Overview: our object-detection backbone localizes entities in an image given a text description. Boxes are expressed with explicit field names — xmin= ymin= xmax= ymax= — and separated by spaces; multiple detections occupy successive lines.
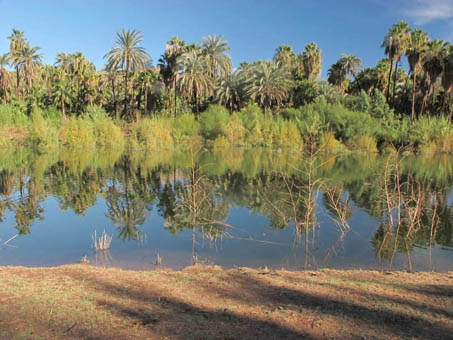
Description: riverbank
xmin=0 ymin=265 xmax=451 ymax=339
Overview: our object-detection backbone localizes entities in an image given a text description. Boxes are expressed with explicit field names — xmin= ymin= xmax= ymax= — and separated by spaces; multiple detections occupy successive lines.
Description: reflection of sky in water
xmin=0 ymin=151 xmax=452 ymax=272
xmin=1 ymin=189 xmax=452 ymax=272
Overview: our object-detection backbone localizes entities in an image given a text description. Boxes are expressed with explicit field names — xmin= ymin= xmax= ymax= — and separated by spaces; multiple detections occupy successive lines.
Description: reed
xmin=92 ymin=230 xmax=112 ymax=251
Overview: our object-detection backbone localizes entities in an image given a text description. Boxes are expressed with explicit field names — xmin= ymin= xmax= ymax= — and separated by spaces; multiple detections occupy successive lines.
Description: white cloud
xmin=402 ymin=0 xmax=453 ymax=24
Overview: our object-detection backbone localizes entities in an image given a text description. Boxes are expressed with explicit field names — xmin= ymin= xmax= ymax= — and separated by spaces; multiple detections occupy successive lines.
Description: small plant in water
xmin=80 ymin=255 xmax=90 ymax=265
xmin=155 ymin=253 xmax=162 ymax=265
xmin=92 ymin=230 xmax=112 ymax=251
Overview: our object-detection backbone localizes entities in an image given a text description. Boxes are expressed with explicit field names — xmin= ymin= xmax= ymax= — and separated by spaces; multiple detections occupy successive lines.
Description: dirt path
xmin=0 ymin=265 xmax=451 ymax=339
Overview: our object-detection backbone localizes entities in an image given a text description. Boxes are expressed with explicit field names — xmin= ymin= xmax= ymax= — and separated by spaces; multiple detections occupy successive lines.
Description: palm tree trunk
xmin=386 ymin=60 xmax=393 ymax=103
xmin=411 ymin=72 xmax=417 ymax=121
xmin=392 ymin=61 xmax=398 ymax=106
xmin=144 ymin=84 xmax=148 ymax=117
xmin=174 ymin=77 xmax=177 ymax=118
xmin=61 ymin=102 xmax=66 ymax=120
xmin=124 ymin=60 xmax=129 ymax=120
xmin=112 ymin=78 xmax=118 ymax=120
xmin=421 ymin=94 xmax=427 ymax=116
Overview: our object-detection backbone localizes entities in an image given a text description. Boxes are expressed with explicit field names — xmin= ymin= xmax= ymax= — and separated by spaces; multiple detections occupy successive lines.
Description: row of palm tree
xmin=326 ymin=25 xmax=452 ymax=119
xmin=0 ymin=24 xmax=451 ymax=122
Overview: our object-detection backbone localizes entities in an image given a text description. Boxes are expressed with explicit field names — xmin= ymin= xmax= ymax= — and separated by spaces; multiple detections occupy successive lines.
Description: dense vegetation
xmin=0 ymin=21 xmax=452 ymax=153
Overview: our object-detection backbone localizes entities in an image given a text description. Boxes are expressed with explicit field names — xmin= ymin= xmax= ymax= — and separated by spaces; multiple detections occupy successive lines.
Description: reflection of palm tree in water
xmin=162 ymin=147 xmax=230 ymax=265
xmin=105 ymin=157 xmax=153 ymax=241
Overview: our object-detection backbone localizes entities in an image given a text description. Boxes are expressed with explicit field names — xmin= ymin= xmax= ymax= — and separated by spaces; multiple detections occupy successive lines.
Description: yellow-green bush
xmin=319 ymin=131 xmax=344 ymax=153
xmin=27 ymin=108 xmax=59 ymax=151
xmin=352 ymin=135 xmax=378 ymax=153
xmin=131 ymin=118 xmax=173 ymax=149
xmin=224 ymin=113 xmax=245 ymax=145
xmin=171 ymin=113 xmax=200 ymax=144
xmin=274 ymin=120 xmax=303 ymax=149
xmin=92 ymin=116 xmax=125 ymax=150
xmin=59 ymin=118 xmax=95 ymax=148
xmin=212 ymin=135 xmax=230 ymax=148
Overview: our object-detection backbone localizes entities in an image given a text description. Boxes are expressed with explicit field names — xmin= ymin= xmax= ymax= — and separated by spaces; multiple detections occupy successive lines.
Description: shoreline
xmin=0 ymin=264 xmax=451 ymax=339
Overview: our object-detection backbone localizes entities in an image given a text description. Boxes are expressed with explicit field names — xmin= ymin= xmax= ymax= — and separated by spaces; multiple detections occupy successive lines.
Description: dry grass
xmin=0 ymin=265 xmax=451 ymax=340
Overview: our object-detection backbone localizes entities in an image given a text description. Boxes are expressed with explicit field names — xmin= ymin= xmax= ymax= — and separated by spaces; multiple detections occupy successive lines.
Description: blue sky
xmin=0 ymin=0 xmax=451 ymax=77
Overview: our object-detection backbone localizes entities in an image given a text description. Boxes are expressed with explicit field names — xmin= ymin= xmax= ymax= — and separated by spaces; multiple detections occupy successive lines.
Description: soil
xmin=0 ymin=265 xmax=451 ymax=339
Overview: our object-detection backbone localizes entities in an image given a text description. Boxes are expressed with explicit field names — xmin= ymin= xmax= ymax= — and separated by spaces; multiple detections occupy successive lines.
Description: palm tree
xmin=104 ymin=29 xmax=150 ymax=119
xmin=16 ymin=44 xmax=43 ymax=94
xmin=177 ymin=51 xmax=213 ymax=115
xmin=245 ymin=61 xmax=295 ymax=114
xmin=273 ymin=45 xmax=296 ymax=70
xmin=301 ymin=42 xmax=322 ymax=81
xmin=382 ymin=21 xmax=411 ymax=104
xmin=199 ymin=35 xmax=232 ymax=79
xmin=158 ymin=36 xmax=187 ymax=116
xmin=55 ymin=52 xmax=71 ymax=72
xmin=327 ymin=60 xmax=347 ymax=92
xmin=0 ymin=53 xmax=12 ymax=102
xmin=353 ymin=67 xmax=378 ymax=94
xmin=7 ymin=29 xmax=26 ymax=97
xmin=421 ymin=39 xmax=449 ymax=114
xmin=138 ymin=68 xmax=159 ymax=116
xmin=406 ymin=29 xmax=430 ymax=120
xmin=216 ymin=70 xmax=245 ymax=112
xmin=52 ymin=73 xmax=71 ymax=119
xmin=440 ymin=46 xmax=453 ymax=114
xmin=341 ymin=54 xmax=362 ymax=82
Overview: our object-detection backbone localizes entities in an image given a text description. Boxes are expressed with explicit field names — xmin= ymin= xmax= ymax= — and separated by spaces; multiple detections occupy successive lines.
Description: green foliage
xmin=59 ymin=118 xmax=95 ymax=149
xmin=319 ymin=131 xmax=344 ymax=153
xmin=273 ymin=118 xmax=303 ymax=149
xmin=411 ymin=116 xmax=453 ymax=153
xmin=41 ymin=106 xmax=61 ymax=125
xmin=92 ymin=115 xmax=125 ymax=150
xmin=26 ymin=106 xmax=58 ymax=151
xmin=236 ymin=102 xmax=264 ymax=132
xmin=82 ymin=105 xmax=108 ymax=120
xmin=199 ymin=105 xmax=229 ymax=139
xmin=131 ymin=118 xmax=173 ymax=149
xmin=0 ymin=103 xmax=29 ymax=126
xmin=171 ymin=113 xmax=200 ymax=143
xmin=224 ymin=113 xmax=245 ymax=145
xmin=279 ymin=107 xmax=301 ymax=120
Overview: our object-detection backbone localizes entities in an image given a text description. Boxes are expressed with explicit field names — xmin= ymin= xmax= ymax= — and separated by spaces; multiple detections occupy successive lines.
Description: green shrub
xmin=319 ymin=131 xmax=344 ymax=153
xmin=92 ymin=116 xmax=125 ymax=149
xmin=132 ymin=118 xmax=173 ymax=149
xmin=236 ymin=103 xmax=264 ymax=132
xmin=273 ymin=119 xmax=303 ymax=149
xmin=59 ymin=118 xmax=95 ymax=148
xmin=280 ymin=108 xmax=301 ymax=121
xmin=224 ymin=113 xmax=245 ymax=145
xmin=27 ymin=107 xmax=58 ymax=151
xmin=199 ymin=105 xmax=230 ymax=139
xmin=42 ymin=106 xmax=61 ymax=123
xmin=82 ymin=105 xmax=108 ymax=120
xmin=412 ymin=116 xmax=453 ymax=153
xmin=0 ymin=103 xmax=28 ymax=126
xmin=171 ymin=113 xmax=200 ymax=143
xmin=351 ymin=135 xmax=378 ymax=153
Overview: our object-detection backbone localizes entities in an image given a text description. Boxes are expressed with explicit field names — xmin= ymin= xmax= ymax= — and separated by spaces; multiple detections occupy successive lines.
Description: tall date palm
xmin=0 ymin=53 xmax=12 ymax=102
xmin=245 ymin=61 xmax=294 ymax=114
xmin=406 ymin=29 xmax=429 ymax=120
xmin=104 ymin=29 xmax=150 ymax=119
xmin=177 ymin=51 xmax=214 ymax=115
xmin=199 ymin=35 xmax=232 ymax=79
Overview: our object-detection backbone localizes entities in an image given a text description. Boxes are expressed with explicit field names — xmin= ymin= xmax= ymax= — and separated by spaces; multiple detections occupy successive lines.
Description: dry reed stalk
xmin=92 ymin=230 xmax=112 ymax=251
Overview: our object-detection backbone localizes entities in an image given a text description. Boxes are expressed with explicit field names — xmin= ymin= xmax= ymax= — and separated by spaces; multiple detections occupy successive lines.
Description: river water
xmin=0 ymin=147 xmax=452 ymax=271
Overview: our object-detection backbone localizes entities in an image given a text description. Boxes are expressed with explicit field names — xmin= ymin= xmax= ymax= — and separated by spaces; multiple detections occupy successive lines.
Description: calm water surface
xmin=0 ymin=147 xmax=452 ymax=271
